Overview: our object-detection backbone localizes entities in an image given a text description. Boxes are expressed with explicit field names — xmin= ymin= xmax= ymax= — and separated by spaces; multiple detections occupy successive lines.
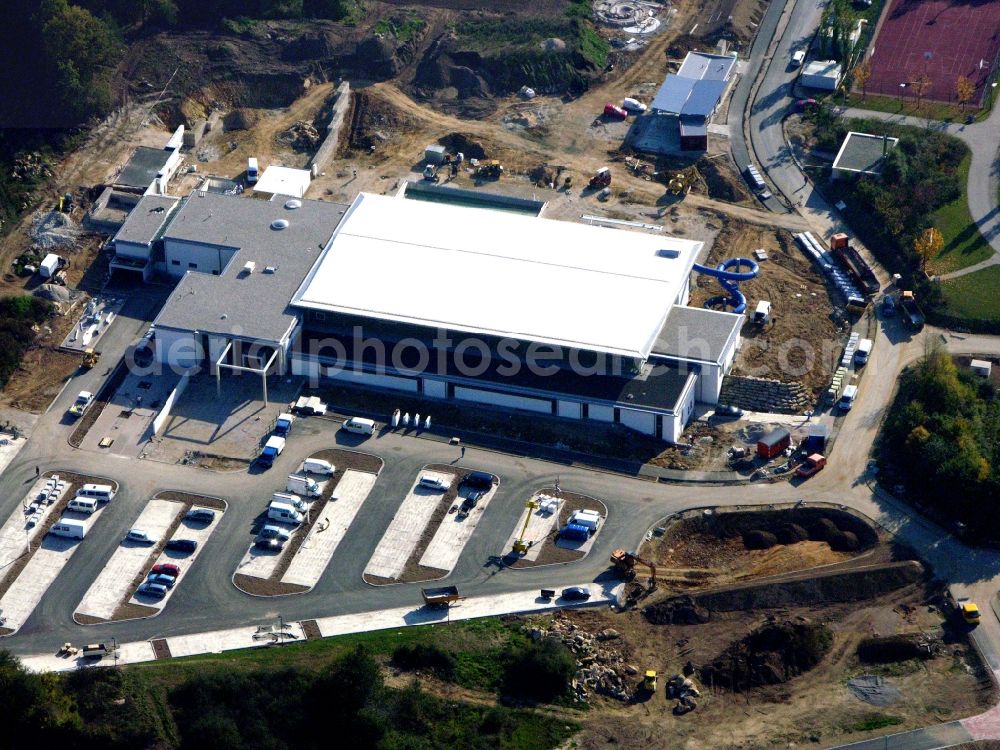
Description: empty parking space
xmin=127 ymin=497 xmax=225 ymax=614
xmin=74 ymin=498 xmax=185 ymax=622
xmin=418 ymin=481 xmax=499 ymax=573
xmin=364 ymin=468 xmax=457 ymax=582
xmin=281 ymin=470 xmax=378 ymax=588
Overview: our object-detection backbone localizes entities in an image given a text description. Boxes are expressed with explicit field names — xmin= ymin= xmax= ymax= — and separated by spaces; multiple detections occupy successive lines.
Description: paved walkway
xmin=835 ymin=105 xmax=1000 ymax=280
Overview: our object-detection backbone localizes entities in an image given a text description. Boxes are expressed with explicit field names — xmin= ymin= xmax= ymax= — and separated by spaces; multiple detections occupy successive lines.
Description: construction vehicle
xmin=667 ymin=172 xmax=691 ymax=195
xmin=421 ymin=586 xmax=464 ymax=608
xmin=422 ymin=164 xmax=440 ymax=182
xmin=642 ymin=670 xmax=658 ymax=693
xmin=512 ymin=500 xmax=539 ymax=554
xmin=899 ymin=290 xmax=925 ymax=331
xmin=589 ymin=167 xmax=612 ymax=190
xmin=475 ymin=160 xmax=504 ymax=180
xmin=611 ymin=549 xmax=657 ymax=583
xmin=958 ymin=598 xmax=981 ymax=626
xmin=81 ymin=347 xmax=100 ymax=369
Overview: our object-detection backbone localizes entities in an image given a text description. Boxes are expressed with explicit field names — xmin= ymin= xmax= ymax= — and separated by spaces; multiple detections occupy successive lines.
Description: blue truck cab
xmin=274 ymin=412 xmax=295 ymax=437
xmin=259 ymin=435 xmax=286 ymax=468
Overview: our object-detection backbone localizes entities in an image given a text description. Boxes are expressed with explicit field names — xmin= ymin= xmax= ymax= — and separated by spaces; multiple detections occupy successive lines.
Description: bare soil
xmin=506 ymin=490 xmax=606 ymax=568
xmin=233 ymin=574 xmax=309 ymax=597
xmin=151 ymin=638 xmax=171 ymax=660
xmin=301 ymin=620 xmax=321 ymax=640
xmin=690 ymin=219 xmax=844 ymax=397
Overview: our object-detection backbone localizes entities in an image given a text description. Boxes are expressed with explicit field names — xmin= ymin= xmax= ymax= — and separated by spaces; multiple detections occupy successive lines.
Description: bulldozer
xmin=81 ymin=348 xmax=100 ymax=370
xmin=475 ymin=160 xmax=504 ymax=180
xmin=667 ymin=171 xmax=692 ymax=196
xmin=588 ymin=167 xmax=611 ymax=189
xmin=642 ymin=670 xmax=658 ymax=693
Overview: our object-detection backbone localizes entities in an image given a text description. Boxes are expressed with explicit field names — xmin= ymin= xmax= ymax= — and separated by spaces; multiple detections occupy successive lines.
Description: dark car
xmin=255 ymin=537 xmax=284 ymax=552
xmin=137 ymin=582 xmax=167 ymax=599
xmin=147 ymin=573 xmax=176 ymax=588
xmin=151 ymin=563 xmax=180 ymax=577
xmin=460 ymin=490 xmax=485 ymax=513
xmin=165 ymin=539 xmax=197 ymax=553
xmin=882 ymin=294 xmax=897 ymax=317
xmin=715 ymin=404 xmax=744 ymax=418
xmin=561 ymin=586 xmax=591 ymax=601
xmin=185 ymin=508 xmax=215 ymax=524
xmin=462 ymin=471 xmax=494 ymax=491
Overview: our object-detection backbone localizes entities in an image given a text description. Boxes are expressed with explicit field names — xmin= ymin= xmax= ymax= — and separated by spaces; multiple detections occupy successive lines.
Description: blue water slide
xmin=692 ymin=257 xmax=760 ymax=314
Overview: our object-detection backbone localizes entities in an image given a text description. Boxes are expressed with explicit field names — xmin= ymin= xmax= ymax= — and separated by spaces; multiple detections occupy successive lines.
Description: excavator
xmin=611 ymin=549 xmax=658 ymax=606
xmin=475 ymin=160 xmax=504 ymax=180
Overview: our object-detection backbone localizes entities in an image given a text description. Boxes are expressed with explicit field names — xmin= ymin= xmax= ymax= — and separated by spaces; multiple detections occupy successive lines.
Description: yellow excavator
xmin=81 ymin=348 xmax=100 ymax=369
xmin=667 ymin=171 xmax=691 ymax=196
xmin=611 ymin=549 xmax=658 ymax=606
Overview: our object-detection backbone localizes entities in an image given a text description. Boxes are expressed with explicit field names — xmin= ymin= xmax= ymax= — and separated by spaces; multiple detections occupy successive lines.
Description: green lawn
xmin=941 ymin=265 xmax=1000 ymax=323
xmin=838 ymin=92 xmax=979 ymax=123
xmin=926 ymin=155 xmax=994 ymax=275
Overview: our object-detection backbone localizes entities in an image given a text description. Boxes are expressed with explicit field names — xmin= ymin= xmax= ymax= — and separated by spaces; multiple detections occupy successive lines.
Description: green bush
xmin=502 ymin=639 xmax=576 ymax=703
xmin=391 ymin=643 xmax=457 ymax=679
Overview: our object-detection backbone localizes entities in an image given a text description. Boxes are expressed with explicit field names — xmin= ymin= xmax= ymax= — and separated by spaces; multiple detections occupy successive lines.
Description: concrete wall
xmin=619 ymin=408 xmax=656 ymax=435
xmin=114 ymin=240 xmax=150 ymax=260
xmin=309 ymin=82 xmax=351 ymax=172
xmin=152 ymin=372 xmax=191 ymax=436
xmin=454 ymin=386 xmax=552 ymax=414
xmin=291 ymin=354 xmax=320 ymax=379
xmin=423 ymin=378 xmax=447 ymax=398
xmin=163 ymin=238 xmax=238 ymax=277
xmin=698 ymin=363 xmax=722 ymax=404
xmin=556 ymin=399 xmax=582 ymax=419
xmin=208 ymin=335 xmax=229 ymax=365
xmin=588 ymin=403 xmax=615 ymax=422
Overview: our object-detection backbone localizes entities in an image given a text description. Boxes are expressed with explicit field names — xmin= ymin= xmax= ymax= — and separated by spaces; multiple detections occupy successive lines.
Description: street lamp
xmin=898 ymin=82 xmax=907 ymax=107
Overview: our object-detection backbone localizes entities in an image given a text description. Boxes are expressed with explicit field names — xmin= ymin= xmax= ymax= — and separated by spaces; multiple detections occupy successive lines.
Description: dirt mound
xmin=700 ymin=621 xmax=831 ymax=691
xmin=776 ymin=523 xmax=808 ymax=544
xmin=30 ymin=211 xmax=79 ymax=250
xmin=858 ymin=635 xmax=937 ymax=664
xmin=829 ymin=530 xmax=860 ymax=552
xmin=224 ymin=108 xmax=259 ymax=131
xmin=343 ymin=90 xmax=419 ymax=154
xmin=697 ymin=157 xmax=750 ymax=203
xmin=743 ymin=530 xmax=778 ymax=550
xmin=438 ymin=133 xmax=488 ymax=160
xmin=644 ymin=595 xmax=711 ymax=625
xmin=281 ymin=31 xmax=336 ymax=62
xmin=695 ymin=508 xmax=879 ymax=551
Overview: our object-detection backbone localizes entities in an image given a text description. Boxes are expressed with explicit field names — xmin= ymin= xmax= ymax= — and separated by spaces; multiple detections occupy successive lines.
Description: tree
xmin=956 ymin=75 xmax=976 ymax=110
xmin=913 ymin=227 xmax=943 ymax=271
xmin=911 ymin=74 xmax=932 ymax=112
xmin=854 ymin=59 xmax=872 ymax=100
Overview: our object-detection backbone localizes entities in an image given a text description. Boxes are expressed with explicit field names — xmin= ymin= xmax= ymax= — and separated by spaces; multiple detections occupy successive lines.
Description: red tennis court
xmin=867 ymin=0 xmax=1000 ymax=104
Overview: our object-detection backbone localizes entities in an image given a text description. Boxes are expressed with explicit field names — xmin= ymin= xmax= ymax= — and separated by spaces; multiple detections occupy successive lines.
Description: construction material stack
xmin=830 ymin=233 xmax=879 ymax=297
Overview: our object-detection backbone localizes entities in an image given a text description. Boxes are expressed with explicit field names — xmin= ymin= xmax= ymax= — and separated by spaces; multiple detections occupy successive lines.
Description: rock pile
xmin=279 ymin=120 xmax=321 ymax=151
xmin=718 ymin=375 xmax=813 ymax=414
xmin=537 ymin=617 xmax=636 ymax=703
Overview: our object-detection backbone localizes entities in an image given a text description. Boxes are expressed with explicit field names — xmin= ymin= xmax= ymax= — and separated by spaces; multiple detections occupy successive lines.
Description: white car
xmin=68 ymin=391 xmax=94 ymax=418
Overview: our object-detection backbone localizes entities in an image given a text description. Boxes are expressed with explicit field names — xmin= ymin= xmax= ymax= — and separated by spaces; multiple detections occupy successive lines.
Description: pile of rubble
xmin=279 ymin=120 xmax=322 ymax=151
xmin=11 ymin=152 xmax=52 ymax=181
xmin=537 ymin=616 xmax=636 ymax=702
xmin=30 ymin=211 xmax=79 ymax=250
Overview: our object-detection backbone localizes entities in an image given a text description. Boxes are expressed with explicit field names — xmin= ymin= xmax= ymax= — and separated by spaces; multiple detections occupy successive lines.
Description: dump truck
xmin=589 ymin=167 xmax=612 ymax=189
xmin=421 ymin=586 xmax=464 ymax=608
xmin=830 ymin=233 xmax=879 ymax=296
xmin=899 ymin=290 xmax=925 ymax=331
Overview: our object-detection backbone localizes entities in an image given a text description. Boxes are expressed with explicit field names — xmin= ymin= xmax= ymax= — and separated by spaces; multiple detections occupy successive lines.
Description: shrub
xmin=392 ymin=643 xmax=457 ymax=679
xmin=808 ymin=518 xmax=840 ymax=542
xmin=743 ymin=529 xmax=778 ymax=550
xmin=828 ymin=530 xmax=860 ymax=551
xmin=501 ymin=639 xmax=576 ymax=703
xmin=775 ymin=523 xmax=808 ymax=544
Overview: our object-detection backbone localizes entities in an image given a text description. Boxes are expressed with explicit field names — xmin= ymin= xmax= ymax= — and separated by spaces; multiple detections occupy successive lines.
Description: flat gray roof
xmin=117 ymin=147 xmax=171 ymax=189
xmin=113 ymin=195 xmax=179 ymax=246
xmin=677 ymin=51 xmax=737 ymax=82
xmin=832 ymin=131 xmax=899 ymax=174
xmin=652 ymin=305 xmax=743 ymax=364
xmin=155 ymin=193 xmax=349 ymax=342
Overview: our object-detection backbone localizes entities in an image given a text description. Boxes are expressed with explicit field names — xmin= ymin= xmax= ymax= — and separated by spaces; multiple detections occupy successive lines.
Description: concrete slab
xmin=59 ymin=295 xmax=127 ymax=353
xmin=501 ymin=493 xmax=563 ymax=562
xmin=419 ymin=484 xmax=499 ymax=572
xmin=235 ymin=519 xmax=303 ymax=580
xmin=167 ymin=621 xmax=306 ymax=658
xmin=282 ymin=470 xmax=378 ymax=587
xmin=0 ymin=476 xmax=69 ymax=573
xmin=0 ymin=434 xmax=29 ymax=481
xmin=79 ymin=370 xmax=180 ymax=457
xmin=75 ymin=499 xmax=184 ymax=620
xmin=21 ymin=640 xmax=157 ymax=673
xmin=146 ymin=374 xmax=302 ymax=462
xmin=128 ymin=505 xmax=223 ymax=611
xmin=364 ymin=470 xmax=455 ymax=580
xmin=0 ymin=504 xmax=108 ymax=633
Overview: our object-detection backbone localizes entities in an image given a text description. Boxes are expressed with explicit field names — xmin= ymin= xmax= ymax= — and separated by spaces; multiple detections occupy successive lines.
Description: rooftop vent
xmin=263 ymin=266 xmax=276 ymax=274
xmin=657 ymin=248 xmax=680 ymax=258
xmin=242 ymin=261 xmax=256 ymax=274
xmin=284 ymin=199 xmax=302 ymax=210
xmin=270 ymin=218 xmax=290 ymax=230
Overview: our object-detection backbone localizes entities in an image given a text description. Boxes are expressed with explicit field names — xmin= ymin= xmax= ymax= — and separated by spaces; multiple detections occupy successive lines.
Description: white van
xmin=247 ymin=157 xmax=259 ymax=184
xmin=67 ymin=497 xmax=98 ymax=515
xmin=839 ymin=384 xmax=859 ymax=411
xmin=287 ymin=474 xmax=321 ymax=497
xmin=854 ymin=338 xmax=873 ymax=366
xmin=419 ymin=475 xmax=450 ymax=491
xmin=76 ymin=484 xmax=115 ymax=502
xmin=342 ymin=417 xmax=376 ymax=435
xmin=303 ymin=458 xmax=335 ymax=476
xmin=272 ymin=492 xmax=307 ymax=513
xmin=51 ymin=518 xmax=86 ymax=539
xmin=267 ymin=502 xmax=303 ymax=525
xmin=791 ymin=49 xmax=806 ymax=67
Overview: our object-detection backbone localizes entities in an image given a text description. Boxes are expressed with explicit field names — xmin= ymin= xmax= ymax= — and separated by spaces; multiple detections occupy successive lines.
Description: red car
xmin=604 ymin=103 xmax=628 ymax=119
xmin=151 ymin=563 xmax=181 ymax=577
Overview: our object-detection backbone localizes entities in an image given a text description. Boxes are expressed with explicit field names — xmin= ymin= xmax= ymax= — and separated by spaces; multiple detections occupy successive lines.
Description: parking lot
xmin=74 ymin=497 xmax=185 ymax=622
xmin=418 ymin=478 xmax=499 ymax=575
xmin=364 ymin=467 xmax=459 ymax=584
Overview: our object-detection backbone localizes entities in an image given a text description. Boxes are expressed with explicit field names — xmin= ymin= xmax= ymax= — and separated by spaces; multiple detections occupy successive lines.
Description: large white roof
xmin=253 ymin=166 xmax=312 ymax=198
xmin=292 ymin=193 xmax=702 ymax=358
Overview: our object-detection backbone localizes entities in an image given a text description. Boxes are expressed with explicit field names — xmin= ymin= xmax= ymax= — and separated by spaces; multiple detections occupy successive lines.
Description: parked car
xmin=124 ymin=529 xmax=154 ymax=545
xmin=461 ymin=471 xmax=494 ymax=491
xmin=185 ymin=508 xmax=215 ymax=524
xmin=882 ymin=294 xmax=897 ymax=317
xmin=795 ymin=453 xmax=827 ymax=479
xmin=147 ymin=573 xmax=176 ymax=588
xmin=561 ymin=586 xmax=592 ymax=602
xmin=151 ymin=563 xmax=180 ymax=577
xmin=419 ymin=475 xmax=449 ymax=491
xmin=165 ymin=539 xmax=197 ymax=553
xmin=255 ymin=537 xmax=284 ymax=552
xmin=138 ymin=582 xmax=168 ymax=599
xmin=460 ymin=490 xmax=485 ymax=513
xmin=795 ymin=98 xmax=818 ymax=110
xmin=68 ymin=391 xmax=94 ymax=418
xmin=715 ymin=404 xmax=744 ymax=418
xmin=603 ymin=103 xmax=628 ymax=119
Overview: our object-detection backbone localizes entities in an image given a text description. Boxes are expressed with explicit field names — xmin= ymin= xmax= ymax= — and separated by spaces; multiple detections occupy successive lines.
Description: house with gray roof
xmin=648 ymin=51 xmax=738 ymax=151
